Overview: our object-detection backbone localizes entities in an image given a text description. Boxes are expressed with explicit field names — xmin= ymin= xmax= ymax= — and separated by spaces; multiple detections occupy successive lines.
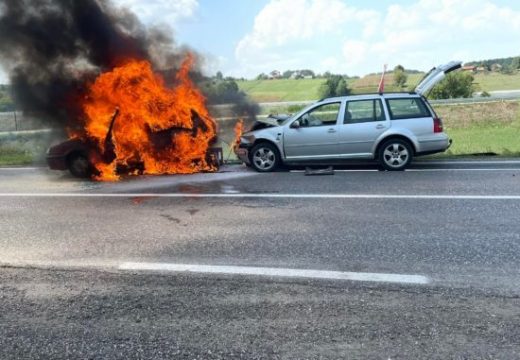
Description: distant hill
xmin=366 ymin=69 xmax=423 ymax=76
xmin=465 ymin=55 xmax=520 ymax=68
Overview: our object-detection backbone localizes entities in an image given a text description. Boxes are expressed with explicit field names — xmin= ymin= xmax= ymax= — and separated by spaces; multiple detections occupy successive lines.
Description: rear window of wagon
xmin=386 ymin=98 xmax=432 ymax=120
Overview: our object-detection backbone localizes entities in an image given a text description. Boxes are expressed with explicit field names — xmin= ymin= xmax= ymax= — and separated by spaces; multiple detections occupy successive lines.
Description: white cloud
xmin=113 ymin=0 xmax=198 ymax=26
xmin=200 ymin=54 xmax=228 ymax=77
xmin=345 ymin=0 xmax=520 ymax=72
xmin=235 ymin=0 xmax=378 ymax=74
xmin=342 ymin=40 xmax=368 ymax=67
xmin=237 ymin=0 xmax=350 ymax=50
xmin=235 ymin=0 xmax=520 ymax=77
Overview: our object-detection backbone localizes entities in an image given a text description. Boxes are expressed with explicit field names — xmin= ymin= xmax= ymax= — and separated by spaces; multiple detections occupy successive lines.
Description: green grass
xmin=237 ymin=78 xmax=329 ymax=102
xmin=238 ymin=72 xmax=520 ymax=103
xmin=443 ymin=126 xmax=520 ymax=156
xmin=473 ymin=72 xmax=520 ymax=91
xmin=350 ymin=73 xmax=423 ymax=94
xmin=0 ymin=146 xmax=33 ymax=166
xmin=237 ymin=75 xmax=425 ymax=103
xmin=433 ymin=101 xmax=520 ymax=156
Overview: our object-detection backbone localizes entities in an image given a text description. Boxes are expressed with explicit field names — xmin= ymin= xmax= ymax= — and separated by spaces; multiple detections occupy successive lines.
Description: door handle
xmin=328 ymin=128 xmax=336 ymax=133
xmin=376 ymin=124 xmax=385 ymax=129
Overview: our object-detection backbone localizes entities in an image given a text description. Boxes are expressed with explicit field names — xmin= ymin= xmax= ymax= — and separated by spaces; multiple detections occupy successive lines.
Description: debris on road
xmin=304 ymin=166 xmax=335 ymax=176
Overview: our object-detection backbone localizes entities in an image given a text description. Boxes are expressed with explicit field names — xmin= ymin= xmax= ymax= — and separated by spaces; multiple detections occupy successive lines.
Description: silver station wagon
xmin=236 ymin=61 xmax=461 ymax=172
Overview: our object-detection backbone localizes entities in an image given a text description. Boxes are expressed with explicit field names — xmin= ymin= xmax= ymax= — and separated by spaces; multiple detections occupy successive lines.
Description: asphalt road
xmin=1 ymin=159 xmax=520 ymax=358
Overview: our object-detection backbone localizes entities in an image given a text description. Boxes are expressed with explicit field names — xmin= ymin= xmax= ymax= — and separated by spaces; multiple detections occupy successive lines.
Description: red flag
xmin=378 ymin=64 xmax=387 ymax=93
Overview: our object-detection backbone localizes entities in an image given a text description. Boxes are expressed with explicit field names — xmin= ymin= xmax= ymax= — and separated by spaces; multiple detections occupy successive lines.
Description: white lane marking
xmin=119 ymin=262 xmax=430 ymax=285
xmin=407 ymin=168 xmax=520 ymax=172
xmin=290 ymin=170 xmax=379 ymax=173
xmin=415 ymin=160 xmax=520 ymax=165
xmin=1 ymin=260 xmax=430 ymax=285
xmin=290 ymin=168 xmax=520 ymax=173
xmin=1 ymin=193 xmax=520 ymax=200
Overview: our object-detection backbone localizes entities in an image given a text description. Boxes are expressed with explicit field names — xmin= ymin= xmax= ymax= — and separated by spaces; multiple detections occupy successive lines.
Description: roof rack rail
xmin=318 ymin=91 xmax=418 ymax=101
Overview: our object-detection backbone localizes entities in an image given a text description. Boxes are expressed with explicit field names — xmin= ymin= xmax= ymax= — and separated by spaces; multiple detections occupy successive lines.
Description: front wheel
xmin=378 ymin=139 xmax=413 ymax=171
xmin=249 ymin=143 xmax=281 ymax=172
xmin=68 ymin=153 xmax=92 ymax=178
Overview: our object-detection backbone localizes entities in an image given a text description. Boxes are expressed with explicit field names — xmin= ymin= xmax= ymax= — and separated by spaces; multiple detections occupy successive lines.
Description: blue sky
xmin=1 ymin=0 xmax=520 ymax=82
xmin=136 ymin=0 xmax=520 ymax=78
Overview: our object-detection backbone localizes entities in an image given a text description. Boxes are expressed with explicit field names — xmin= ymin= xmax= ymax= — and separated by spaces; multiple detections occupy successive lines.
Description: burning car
xmin=47 ymin=107 xmax=221 ymax=178
xmin=46 ymin=57 xmax=221 ymax=180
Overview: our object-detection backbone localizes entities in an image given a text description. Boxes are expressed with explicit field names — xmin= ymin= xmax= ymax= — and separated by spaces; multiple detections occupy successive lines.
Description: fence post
xmin=13 ymin=109 xmax=18 ymax=131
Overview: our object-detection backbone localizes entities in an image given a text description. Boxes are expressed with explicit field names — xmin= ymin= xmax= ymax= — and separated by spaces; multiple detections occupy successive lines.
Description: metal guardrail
xmin=253 ymin=94 xmax=520 ymax=109
xmin=2 ymin=94 xmax=520 ymax=130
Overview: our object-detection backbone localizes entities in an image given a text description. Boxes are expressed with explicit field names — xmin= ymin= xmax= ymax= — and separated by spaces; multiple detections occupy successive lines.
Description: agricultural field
xmin=434 ymin=100 xmax=520 ymax=156
xmin=236 ymin=78 xmax=348 ymax=102
xmin=238 ymin=72 xmax=520 ymax=103
xmin=473 ymin=72 xmax=520 ymax=91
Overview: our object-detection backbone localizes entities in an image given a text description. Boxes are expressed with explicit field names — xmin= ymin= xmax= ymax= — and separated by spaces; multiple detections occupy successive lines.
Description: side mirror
xmin=291 ymin=120 xmax=300 ymax=129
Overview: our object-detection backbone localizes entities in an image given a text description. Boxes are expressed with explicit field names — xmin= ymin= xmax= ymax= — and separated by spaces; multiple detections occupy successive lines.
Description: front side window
xmin=297 ymin=102 xmax=341 ymax=128
xmin=386 ymin=98 xmax=431 ymax=120
xmin=344 ymin=99 xmax=384 ymax=124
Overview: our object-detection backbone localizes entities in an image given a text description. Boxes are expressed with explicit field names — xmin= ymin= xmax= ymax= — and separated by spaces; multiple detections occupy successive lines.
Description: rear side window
xmin=386 ymin=98 xmax=431 ymax=120
xmin=344 ymin=99 xmax=385 ymax=124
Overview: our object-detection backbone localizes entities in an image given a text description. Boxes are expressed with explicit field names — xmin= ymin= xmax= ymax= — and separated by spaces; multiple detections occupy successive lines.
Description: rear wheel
xmin=378 ymin=139 xmax=413 ymax=171
xmin=249 ymin=143 xmax=280 ymax=172
xmin=67 ymin=153 xmax=91 ymax=178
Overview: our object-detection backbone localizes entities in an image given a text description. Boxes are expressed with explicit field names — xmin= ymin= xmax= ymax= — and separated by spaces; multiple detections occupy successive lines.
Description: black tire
xmin=67 ymin=153 xmax=92 ymax=178
xmin=378 ymin=139 xmax=413 ymax=171
xmin=249 ymin=142 xmax=281 ymax=172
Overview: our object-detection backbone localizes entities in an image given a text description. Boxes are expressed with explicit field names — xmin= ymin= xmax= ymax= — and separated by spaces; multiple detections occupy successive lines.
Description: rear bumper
xmin=416 ymin=135 xmax=451 ymax=156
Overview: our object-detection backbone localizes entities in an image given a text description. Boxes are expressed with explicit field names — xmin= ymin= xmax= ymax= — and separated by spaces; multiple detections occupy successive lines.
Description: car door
xmin=415 ymin=61 xmax=462 ymax=96
xmin=337 ymin=98 xmax=389 ymax=156
xmin=283 ymin=101 xmax=342 ymax=159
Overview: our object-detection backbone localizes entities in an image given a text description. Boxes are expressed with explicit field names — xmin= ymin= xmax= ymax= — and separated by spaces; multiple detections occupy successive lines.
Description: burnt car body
xmin=46 ymin=138 xmax=94 ymax=178
xmin=47 ymin=109 xmax=222 ymax=178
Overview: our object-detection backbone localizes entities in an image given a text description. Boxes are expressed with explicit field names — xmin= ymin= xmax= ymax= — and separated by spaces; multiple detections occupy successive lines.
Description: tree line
xmin=465 ymin=56 xmax=520 ymax=74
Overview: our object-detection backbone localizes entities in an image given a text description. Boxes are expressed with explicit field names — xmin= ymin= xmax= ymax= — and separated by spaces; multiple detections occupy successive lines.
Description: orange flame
xmin=79 ymin=54 xmax=217 ymax=181
xmin=232 ymin=119 xmax=244 ymax=152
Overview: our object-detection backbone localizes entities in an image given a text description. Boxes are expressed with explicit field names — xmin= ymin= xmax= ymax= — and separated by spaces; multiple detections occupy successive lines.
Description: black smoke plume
xmin=0 ymin=0 xmax=258 ymax=127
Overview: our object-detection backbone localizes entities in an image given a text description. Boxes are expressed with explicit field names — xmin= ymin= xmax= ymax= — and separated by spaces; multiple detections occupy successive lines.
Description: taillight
xmin=433 ymin=117 xmax=443 ymax=133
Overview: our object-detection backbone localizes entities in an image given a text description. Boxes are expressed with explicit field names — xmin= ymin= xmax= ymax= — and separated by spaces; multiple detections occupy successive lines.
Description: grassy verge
xmin=0 ymin=146 xmax=33 ymax=166
xmin=0 ymin=129 xmax=60 ymax=166
xmin=434 ymin=101 xmax=520 ymax=156
xmin=443 ymin=127 xmax=520 ymax=156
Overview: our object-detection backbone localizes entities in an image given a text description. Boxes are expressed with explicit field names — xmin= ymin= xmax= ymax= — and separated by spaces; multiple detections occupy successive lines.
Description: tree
xmin=215 ymin=71 xmax=223 ymax=80
xmin=335 ymin=78 xmax=349 ymax=96
xmin=429 ymin=72 xmax=475 ymax=99
xmin=300 ymin=69 xmax=315 ymax=78
xmin=319 ymin=75 xmax=351 ymax=98
xmin=282 ymin=70 xmax=294 ymax=79
xmin=393 ymin=65 xmax=408 ymax=89
xmin=256 ymin=73 xmax=268 ymax=80
xmin=511 ymin=57 xmax=520 ymax=71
